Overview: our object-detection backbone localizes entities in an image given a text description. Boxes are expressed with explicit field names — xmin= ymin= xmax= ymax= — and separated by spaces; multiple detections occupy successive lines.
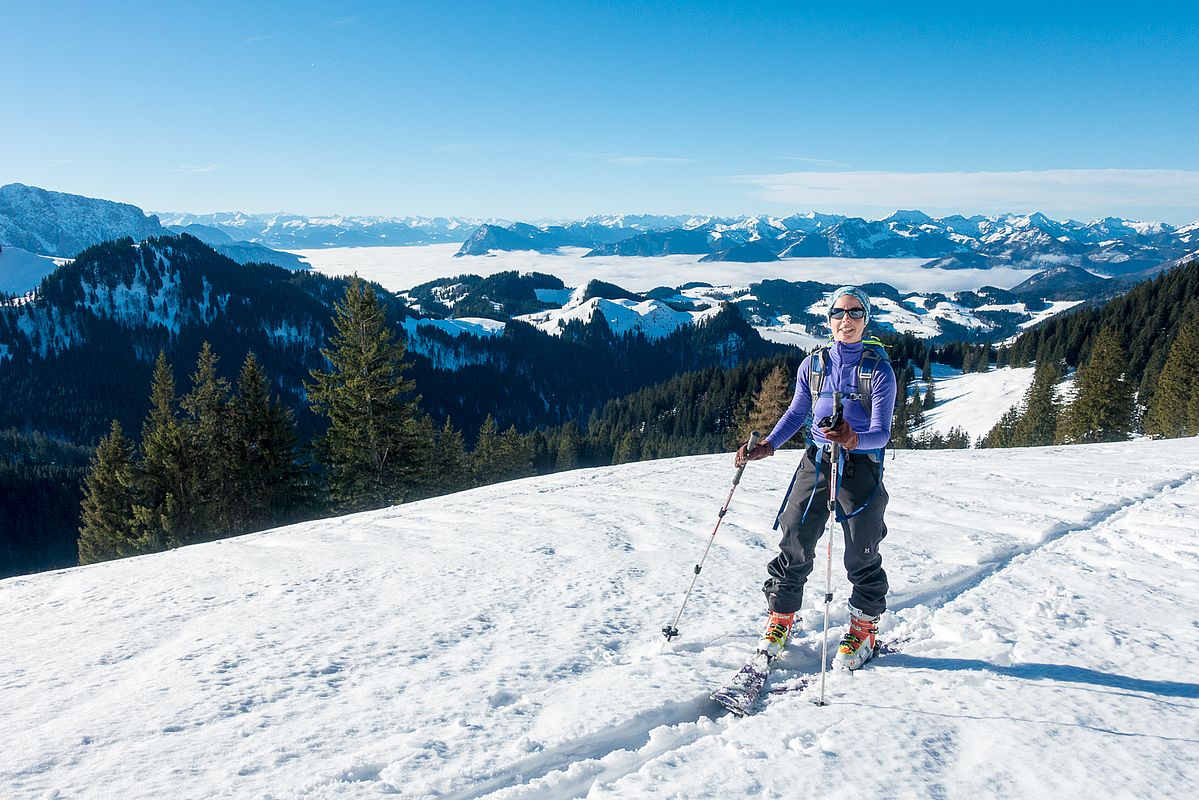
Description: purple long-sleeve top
xmin=765 ymin=341 xmax=897 ymax=452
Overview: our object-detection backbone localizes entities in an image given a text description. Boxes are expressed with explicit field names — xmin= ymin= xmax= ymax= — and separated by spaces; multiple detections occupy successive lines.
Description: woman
xmin=735 ymin=286 xmax=897 ymax=670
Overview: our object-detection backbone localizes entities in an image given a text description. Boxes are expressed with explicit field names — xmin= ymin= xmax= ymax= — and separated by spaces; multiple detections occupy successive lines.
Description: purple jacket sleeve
xmin=765 ymin=357 xmax=813 ymax=448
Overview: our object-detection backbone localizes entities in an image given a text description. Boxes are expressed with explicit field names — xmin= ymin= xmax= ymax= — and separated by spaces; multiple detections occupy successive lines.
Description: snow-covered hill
xmin=918 ymin=366 xmax=1037 ymax=442
xmin=3 ymin=440 xmax=1198 ymax=798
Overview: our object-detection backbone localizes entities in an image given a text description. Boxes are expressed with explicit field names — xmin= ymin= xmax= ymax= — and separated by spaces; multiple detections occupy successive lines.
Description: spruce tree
xmin=555 ymin=420 xmax=582 ymax=471
xmin=78 ymin=420 xmax=140 ymax=564
xmin=180 ymin=342 xmax=233 ymax=536
xmin=1144 ymin=312 xmax=1199 ymax=438
xmin=1010 ymin=360 xmax=1061 ymax=447
xmin=890 ymin=369 xmax=912 ymax=448
xmin=429 ymin=417 xmax=470 ymax=494
xmin=746 ymin=365 xmax=794 ymax=445
xmin=133 ymin=352 xmax=199 ymax=551
xmin=1056 ymin=329 xmax=1135 ymax=444
xmin=614 ymin=430 xmax=641 ymax=464
xmin=498 ymin=425 xmax=534 ymax=481
xmin=980 ymin=406 xmax=1021 ymax=448
xmin=472 ymin=414 xmax=500 ymax=486
xmin=923 ymin=380 xmax=936 ymax=410
xmin=307 ymin=279 xmax=422 ymax=511
xmin=229 ymin=352 xmax=306 ymax=529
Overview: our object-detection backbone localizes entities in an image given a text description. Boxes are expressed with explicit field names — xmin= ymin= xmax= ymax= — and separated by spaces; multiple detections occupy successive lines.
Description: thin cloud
xmin=607 ymin=155 xmax=696 ymax=166
xmin=242 ymin=34 xmax=278 ymax=44
xmin=172 ymin=164 xmax=222 ymax=175
xmin=732 ymin=169 xmax=1199 ymax=218
xmin=328 ymin=17 xmax=357 ymax=28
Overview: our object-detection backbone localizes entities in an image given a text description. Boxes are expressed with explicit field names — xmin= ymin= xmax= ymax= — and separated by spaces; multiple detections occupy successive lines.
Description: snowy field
xmin=291 ymin=244 xmax=1035 ymax=295
xmin=3 ymin=438 xmax=1198 ymax=798
xmin=919 ymin=366 xmax=1037 ymax=443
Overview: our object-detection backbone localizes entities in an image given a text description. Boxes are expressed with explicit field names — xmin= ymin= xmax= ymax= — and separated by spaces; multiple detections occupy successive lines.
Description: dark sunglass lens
xmin=829 ymin=308 xmax=866 ymax=320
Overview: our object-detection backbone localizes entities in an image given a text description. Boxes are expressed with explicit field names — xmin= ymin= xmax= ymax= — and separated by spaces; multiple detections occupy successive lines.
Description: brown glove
xmin=821 ymin=419 xmax=859 ymax=451
xmin=735 ymin=439 xmax=774 ymax=468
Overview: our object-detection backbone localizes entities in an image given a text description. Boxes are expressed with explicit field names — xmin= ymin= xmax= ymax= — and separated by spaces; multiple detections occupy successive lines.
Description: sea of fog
xmin=288 ymin=244 xmax=1036 ymax=295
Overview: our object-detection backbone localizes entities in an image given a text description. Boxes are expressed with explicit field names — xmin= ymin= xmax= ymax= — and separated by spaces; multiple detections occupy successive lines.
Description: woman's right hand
xmin=735 ymin=439 xmax=774 ymax=468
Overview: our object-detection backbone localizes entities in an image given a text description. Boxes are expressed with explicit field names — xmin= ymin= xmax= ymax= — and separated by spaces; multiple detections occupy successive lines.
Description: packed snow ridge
xmin=3 ymin=438 xmax=1198 ymax=798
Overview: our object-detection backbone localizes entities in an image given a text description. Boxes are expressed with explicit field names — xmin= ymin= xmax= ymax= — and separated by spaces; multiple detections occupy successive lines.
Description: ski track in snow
xmin=447 ymin=465 xmax=1199 ymax=799
xmin=2 ymin=440 xmax=1199 ymax=798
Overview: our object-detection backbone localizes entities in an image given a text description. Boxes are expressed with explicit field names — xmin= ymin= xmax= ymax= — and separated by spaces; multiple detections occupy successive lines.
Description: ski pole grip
xmin=733 ymin=430 xmax=760 ymax=483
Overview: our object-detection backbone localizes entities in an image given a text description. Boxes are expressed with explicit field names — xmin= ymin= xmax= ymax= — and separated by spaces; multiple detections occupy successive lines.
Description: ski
xmin=712 ymin=635 xmax=908 ymax=715
xmin=709 ymin=651 xmax=772 ymax=716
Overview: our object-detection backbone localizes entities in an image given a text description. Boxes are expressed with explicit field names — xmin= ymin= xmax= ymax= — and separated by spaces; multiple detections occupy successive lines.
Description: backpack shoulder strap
xmin=855 ymin=338 xmax=889 ymax=417
xmin=808 ymin=345 xmax=830 ymax=408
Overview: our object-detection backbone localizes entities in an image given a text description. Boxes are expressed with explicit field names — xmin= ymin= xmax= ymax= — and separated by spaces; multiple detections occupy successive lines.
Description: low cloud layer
xmin=733 ymin=169 xmax=1199 ymax=222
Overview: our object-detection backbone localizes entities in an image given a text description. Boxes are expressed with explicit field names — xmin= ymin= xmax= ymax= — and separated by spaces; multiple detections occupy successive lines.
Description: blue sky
xmin=3 ymin=1 xmax=1197 ymax=223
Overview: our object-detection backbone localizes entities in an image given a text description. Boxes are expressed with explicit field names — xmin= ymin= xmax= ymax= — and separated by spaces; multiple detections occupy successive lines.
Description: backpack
xmin=807 ymin=336 xmax=889 ymax=422
xmin=773 ymin=337 xmax=892 ymax=530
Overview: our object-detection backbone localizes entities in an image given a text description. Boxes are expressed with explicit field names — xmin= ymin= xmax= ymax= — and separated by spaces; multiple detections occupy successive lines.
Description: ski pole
xmin=662 ymin=430 xmax=761 ymax=642
xmin=815 ymin=391 xmax=843 ymax=707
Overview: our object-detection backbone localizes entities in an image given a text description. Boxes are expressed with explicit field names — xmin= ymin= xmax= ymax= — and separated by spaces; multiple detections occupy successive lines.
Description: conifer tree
xmin=1010 ymin=360 xmax=1061 ymax=447
xmin=472 ymin=414 xmax=500 ymax=486
xmin=307 ymin=279 xmax=422 ymax=511
xmin=906 ymin=392 xmax=925 ymax=430
xmin=614 ymin=430 xmax=641 ymax=464
xmin=555 ymin=420 xmax=582 ymax=471
xmin=980 ymin=406 xmax=1021 ymax=448
xmin=746 ymin=365 xmax=793 ymax=444
xmin=133 ymin=352 xmax=199 ymax=550
xmin=944 ymin=426 xmax=971 ymax=448
xmin=890 ymin=369 xmax=911 ymax=448
xmin=498 ymin=425 xmax=534 ymax=481
xmin=1056 ymin=329 xmax=1135 ymax=444
xmin=229 ymin=352 xmax=306 ymax=528
xmin=430 ymin=417 xmax=470 ymax=494
xmin=180 ymin=342 xmax=233 ymax=536
xmin=78 ymin=420 xmax=140 ymax=564
xmin=1144 ymin=312 xmax=1199 ymax=438
xmin=922 ymin=380 xmax=936 ymax=410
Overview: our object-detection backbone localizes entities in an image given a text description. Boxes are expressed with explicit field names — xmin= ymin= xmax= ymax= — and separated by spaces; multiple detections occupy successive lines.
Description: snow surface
xmin=919 ymin=366 xmax=1037 ymax=442
xmin=3 ymin=440 xmax=1199 ymax=798
xmin=291 ymin=245 xmax=1035 ymax=295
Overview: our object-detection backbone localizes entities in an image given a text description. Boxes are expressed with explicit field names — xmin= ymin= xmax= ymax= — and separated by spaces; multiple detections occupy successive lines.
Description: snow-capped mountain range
xmin=459 ymin=210 xmax=1199 ymax=277
xmin=157 ymin=211 xmax=489 ymax=249
xmin=3 ymin=437 xmax=1196 ymax=797
xmin=0 ymin=184 xmax=304 ymax=271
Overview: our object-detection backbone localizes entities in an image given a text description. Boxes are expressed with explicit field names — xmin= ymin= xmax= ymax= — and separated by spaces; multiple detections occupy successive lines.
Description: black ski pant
xmin=763 ymin=445 xmax=889 ymax=616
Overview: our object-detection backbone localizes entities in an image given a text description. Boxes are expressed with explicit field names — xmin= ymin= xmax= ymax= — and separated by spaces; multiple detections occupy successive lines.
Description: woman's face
xmin=830 ymin=295 xmax=867 ymax=344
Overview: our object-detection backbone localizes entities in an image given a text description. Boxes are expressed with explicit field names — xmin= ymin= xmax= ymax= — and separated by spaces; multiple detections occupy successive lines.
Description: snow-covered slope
xmin=919 ymin=366 xmax=1037 ymax=442
xmin=517 ymin=288 xmax=725 ymax=340
xmin=3 ymin=440 xmax=1198 ymax=798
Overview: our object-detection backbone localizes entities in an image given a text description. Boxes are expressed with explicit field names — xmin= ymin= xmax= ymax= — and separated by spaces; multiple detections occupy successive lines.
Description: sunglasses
xmin=829 ymin=307 xmax=867 ymax=320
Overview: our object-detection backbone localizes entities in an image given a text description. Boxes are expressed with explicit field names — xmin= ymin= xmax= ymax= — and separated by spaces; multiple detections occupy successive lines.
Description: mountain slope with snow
xmin=3 ymin=439 xmax=1197 ymax=798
